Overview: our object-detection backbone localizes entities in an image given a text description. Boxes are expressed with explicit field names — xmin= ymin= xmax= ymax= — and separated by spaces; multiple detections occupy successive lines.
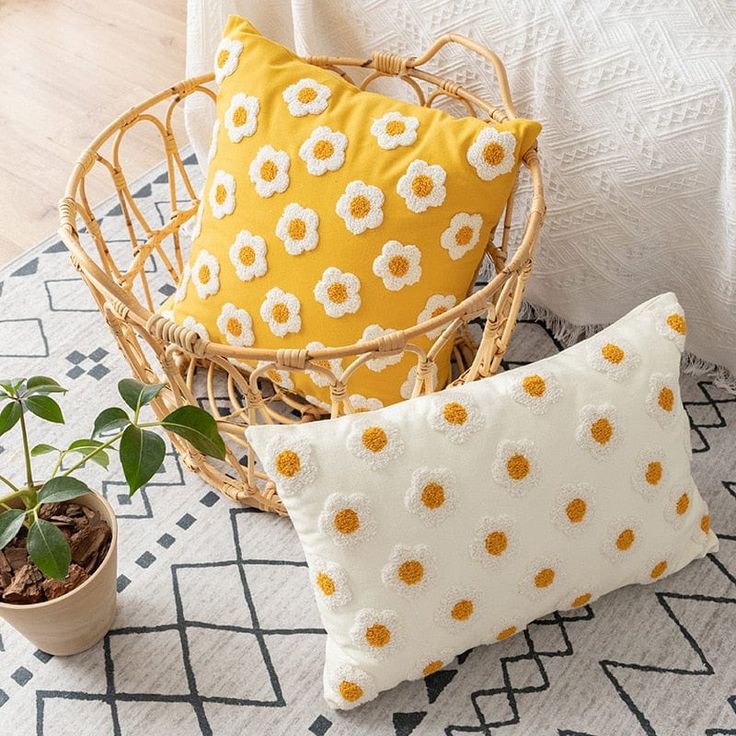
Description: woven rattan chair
xmin=59 ymin=34 xmax=545 ymax=515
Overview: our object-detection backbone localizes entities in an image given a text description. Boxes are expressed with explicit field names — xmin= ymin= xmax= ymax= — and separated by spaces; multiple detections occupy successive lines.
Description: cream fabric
xmin=185 ymin=0 xmax=736 ymax=382
xmin=246 ymin=292 xmax=718 ymax=710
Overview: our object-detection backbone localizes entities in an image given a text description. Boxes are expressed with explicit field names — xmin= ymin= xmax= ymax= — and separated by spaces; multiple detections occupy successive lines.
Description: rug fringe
xmin=519 ymin=301 xmax=736 ymax=394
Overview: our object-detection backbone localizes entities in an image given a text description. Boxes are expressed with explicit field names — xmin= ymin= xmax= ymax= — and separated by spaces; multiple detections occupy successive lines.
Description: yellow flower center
xmin=339 ymin=680 xmax=363 ymax=702
xmin=658 ymin=386 xmax=675 ymax=412
xmin=701 ymin=514 xmax=711 ymax=534
xmin=650 ymin=560 xmax=668 ymax=579
xmin=232 ymin=106 xmax=247 ymax=126
xmin=275 ymin=449 xmax=300 ymax=478
xmin=386 ymin=119 xmax=406 ymax=136
xmin=451 ymin=599 xmax=473 ymax=621
xmin=388 ymin=255 xmax=410 ymax=277
xmin=442 ymin=402 xmax=467 ymax=425
xmin=676 ymin=492 xmax=690 ymax=515
xmin=616 ymin=528 xmax=635 ymax=551
xmin=566 ymin=498 xmax=587 ymax=523
xmin=455 ymin=225 xmax=474 ymax=246
xmin=365 ymin=624 xmax=391 ymax=648
xmin=398 ymin=559 xmax=424 ymax=585
xmin=287 ymin=218 xmax=306 ymax=240
xmin=431 ymin=306 xmax=447 ymax=319
xmin=484 ymin=530 xmax=508 ymax=556
xmin=522 ymin=374 xmax=546 ymax=397
xmin=645 ymin=461 xmax=663 ymax=485
xmin=238 ymin=245 xmax=255 ymax=266
xmin=217 ymin=49 xmax=230 ymax=68
xmin=267 ymin=369 xmax=282 ymax=384
xmin=327 ymin=282 xmax=348 ymax=304
xmin=667 ymin=313 xmax=687 ymax=335
xmin=198 ymin=264 xmax=210 ymax=284
xmin=214 ymin=184 xmax=227 ymax=204
xmin=411 ymin=174 xmax=434 ymax=197
xmin=482 ymin=141 xmax=505 ymax=166
xmin=496 ymin=626 xmax=517 ymax=641
xmin=506 ymin=453 xmax=530 ymax=481
xmin=271 ymin=303 xmax=290 ymax=324
xmin=422 ymin=660 xmax=443 ymax=676
xmin=316 ymin=571 xmax=335 ymax=596
xmin=313 ymin=139 xmax=334 ymax=160
xmin=590 ymin=418 xmax=613 ymax=444
xmin=534 ymin=567 xmax=555 ymax=588
xmin=572 ymin=593 xmax=592 ymax=608
xmin=421 ymin=482 xmax=445 ymax=509
xmin=260 ymin=160 xmax=278 ymax=182
xmin=601 ymin=343 xmax=625 ymax=364
xmin=334 ymin=508 xmax=360 ymax=535
xmin=361 ymin=426 xmax=388 ymax=453
xmin=226 ymin=317 xmax=242 ymax=337
xmin=349 ymin=195 xmax=371 ymax=218
xmin=297 ymin=86 xmax=317 ymax=104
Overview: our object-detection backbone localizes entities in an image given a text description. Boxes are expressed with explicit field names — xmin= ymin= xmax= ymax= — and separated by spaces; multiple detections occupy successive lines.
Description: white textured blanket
xmin=185 ymin=0 xmax=736 ymax=383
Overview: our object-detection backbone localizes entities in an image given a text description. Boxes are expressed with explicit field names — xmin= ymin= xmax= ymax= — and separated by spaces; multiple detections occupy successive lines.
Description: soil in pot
xmin=0 ymin=501 xmax=112 ymax=604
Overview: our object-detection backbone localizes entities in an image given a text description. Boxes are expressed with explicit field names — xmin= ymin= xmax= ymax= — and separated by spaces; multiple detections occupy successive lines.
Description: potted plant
xmin=0 ymin=375 xmax=225 ymax=655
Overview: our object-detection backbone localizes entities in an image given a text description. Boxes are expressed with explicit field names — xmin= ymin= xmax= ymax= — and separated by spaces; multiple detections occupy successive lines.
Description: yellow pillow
xmin=169 ymin=15 xmax=541 ymax=409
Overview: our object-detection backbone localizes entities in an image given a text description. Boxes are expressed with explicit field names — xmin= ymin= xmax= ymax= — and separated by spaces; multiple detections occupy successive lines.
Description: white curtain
xmin=185 ymin=0 xmax=736 ymax=385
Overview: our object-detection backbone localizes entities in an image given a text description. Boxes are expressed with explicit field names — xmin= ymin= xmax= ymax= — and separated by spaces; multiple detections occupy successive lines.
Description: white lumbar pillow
xmin=245 ymin=292 xmax=717 ymax=710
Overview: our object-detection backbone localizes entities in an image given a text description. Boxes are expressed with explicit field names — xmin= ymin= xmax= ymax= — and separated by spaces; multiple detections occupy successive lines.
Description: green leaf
xmin=25 ymin=395 xmax=64 ymax=424
xmin=66 ymin=438 xmax=110 ymax=469
xmin=0 ymin=378 xmax=23 ymax=395
xmin=120 ymin=425 xmax=165 ymax=494
xmin=0 ymin=509 xmax=26 ymax=551
xmin=25 ymin=376 xmax=67 ymax=396
xmin=0 ymin=401 xmax=21 ymax=437
xmin=27 ymin=519 xmax=71 ymax=580
xmin=31 ymin=443 xmax=60 ymax=456
xmin=161 ymin=405 xmax=226 ymax=460
xmin=38 ymin=476 xmax=92 ymax=505
xmin=118 ymin=379 xmax=165 ymax=412
xmin=93 ymin=407 xmax=130 ymax=436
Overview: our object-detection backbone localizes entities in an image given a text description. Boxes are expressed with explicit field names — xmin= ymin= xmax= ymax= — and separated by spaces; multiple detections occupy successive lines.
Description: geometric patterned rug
xmin=0 ymin=156 xmax=735 ymax=736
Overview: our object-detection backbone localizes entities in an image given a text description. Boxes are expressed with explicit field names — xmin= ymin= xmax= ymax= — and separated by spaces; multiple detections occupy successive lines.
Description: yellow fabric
xmin=169 ymin=15 xmax=542 ymax=408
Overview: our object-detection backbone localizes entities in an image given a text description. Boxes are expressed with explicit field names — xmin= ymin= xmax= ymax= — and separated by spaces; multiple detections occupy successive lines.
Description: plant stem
xmin=0 ymin=488 xmax=35 ymax=508
xmin=17 ymin=402 xmax=34 ymax=490
xmin=59 ymin=430 xmax=126 ymax=478
xmin=0 ymin=473 xmax=20 ymax=494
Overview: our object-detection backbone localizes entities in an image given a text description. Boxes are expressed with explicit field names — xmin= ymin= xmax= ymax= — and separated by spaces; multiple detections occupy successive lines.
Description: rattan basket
xmin=59 ymin=34 xmax=545 ymax=515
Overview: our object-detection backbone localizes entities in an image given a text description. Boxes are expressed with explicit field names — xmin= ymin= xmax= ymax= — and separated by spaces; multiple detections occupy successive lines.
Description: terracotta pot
xmin=0 ymin=492 xmax=118 ymax=655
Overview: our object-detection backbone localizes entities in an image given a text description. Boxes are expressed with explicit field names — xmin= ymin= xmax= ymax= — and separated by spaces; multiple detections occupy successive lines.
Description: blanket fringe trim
xmin=519 ymin=301 xmax=736 ymax=394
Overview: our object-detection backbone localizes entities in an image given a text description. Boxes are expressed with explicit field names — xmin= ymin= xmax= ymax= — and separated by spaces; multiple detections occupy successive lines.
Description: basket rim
xmin=59 ymin=38 xmax=545 ymax=365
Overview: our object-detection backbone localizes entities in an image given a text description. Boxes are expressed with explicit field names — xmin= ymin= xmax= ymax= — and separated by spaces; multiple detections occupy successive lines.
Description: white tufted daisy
xmin=314 ymin=267 xmax=361 ymax=318
xmin=282 ymin=78 xmax=331 ymax=117
xmin=550 ymin=483 xmax=596 ymax=536
xmin=631 ymin=449 xmax=667 ymax=501
xmin=381 ymin=544 xmax=436 ymax=598
xmin=664 ymin=486 xmax=694 ymax=529
xmin=336 ymin=180 xmax=384 ymax=235
xmin=305 ymin=341 xmax=343 ymax=387
xmin=260 ymin=435 xmax=317 ymax=497
xmin=654 ymin=304 xmax=687 ymax=350
xmin=310 ymin=556 xmax=352 ymax=610
xmin=259 ymin=287 xmax=301 ymax=337
xmin=255 ymin=361 xmax=295 ymax=391
xmin=182 ymin=316 xmax=209 ymax=341
xmin=359 ymin=324 xmax=404 ymax=372
xmin=491 ymin=439 xmax=541 ymax=496
xmin=206 ymin=120 xmax=220 ymax=166
xmin=575 ymin=404 xmax=622 ymax=459
xmin=519 ymin=557 xmax=564 ymax=600
xmin=348 ymin=394 xmax=383 ymax=413
xmin=397 ymin=159 xmax=447 ymax=213
xmin=228 ymin=230 xmax=268 ymax=282
xmin=350 ymin=608 xmax=403 ymax=660
xmin=408 ymin=650 xmax=455 ymax=681
xmin=372 ymin=240 xmax=422 ymax=291
xmin=469 ymin=515 xmax=517 ymax=567
xmin=645 ymin=373 xmax=680 ymax=427
xmin=435 ymin=587 xmax=480 ymax=630
xmin=440 ymin=212 xmax=484 ymax=260
xmin=400 ymin=362 xmax=438 ymax=399
xmin=248 ymin=146 xmax=290 ymax=198
xmin=213 ymin=37 xmax=243 ymax=84
xmin=466 ymin=127 xmax=516 ymax=181
xmin=224 ymin=92 xmax=260 ymax=142
xmin=209 ymin=170 xmax=236 ymax=219
xmin=510 ymin=368 xmax=563 ymax=415
xmin=275 ymin=203 xmax=319 ymax=255
xmin=370 ymin=111 xmax=419 ymax=150
xmin=417 ymin=294 xmax=457 ymax=339
xmin=298 ymin=126 xmax=348 ymax=176
xmin=602 ymin=517 xmax=642 ymax=562
xmin=216 ymin=303 xmax=254 ymax=347
xmin=346 ymin=418 xmax=404 ymax=469
xmin=318 ymin=493 xmax=376 ymax=548
xmin=405 ymin=466 xmax=457 ymax=525
xmin=588 ymin=336 xmax=640 ymax=382
xmin=191 ymin=249 xmax=220 ymax=299
xmin=428 ymin=393 xmax=485 ymax=444
xmin=640 ymin=554 xmax=674 ymax=585
xmin=174 ymin=264 xmax=191 ymax=303
xmin=328 ymin=663 xmax=377 ymax=710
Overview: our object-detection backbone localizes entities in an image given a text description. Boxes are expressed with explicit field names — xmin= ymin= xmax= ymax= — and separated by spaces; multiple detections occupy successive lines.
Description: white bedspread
xmin=185 ymin=0 xmax=736 ymax=381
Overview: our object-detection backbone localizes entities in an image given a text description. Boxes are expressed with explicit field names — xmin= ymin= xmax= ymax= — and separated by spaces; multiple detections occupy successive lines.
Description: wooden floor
xmin=0 ymin=0 xmax=186 ymax=268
